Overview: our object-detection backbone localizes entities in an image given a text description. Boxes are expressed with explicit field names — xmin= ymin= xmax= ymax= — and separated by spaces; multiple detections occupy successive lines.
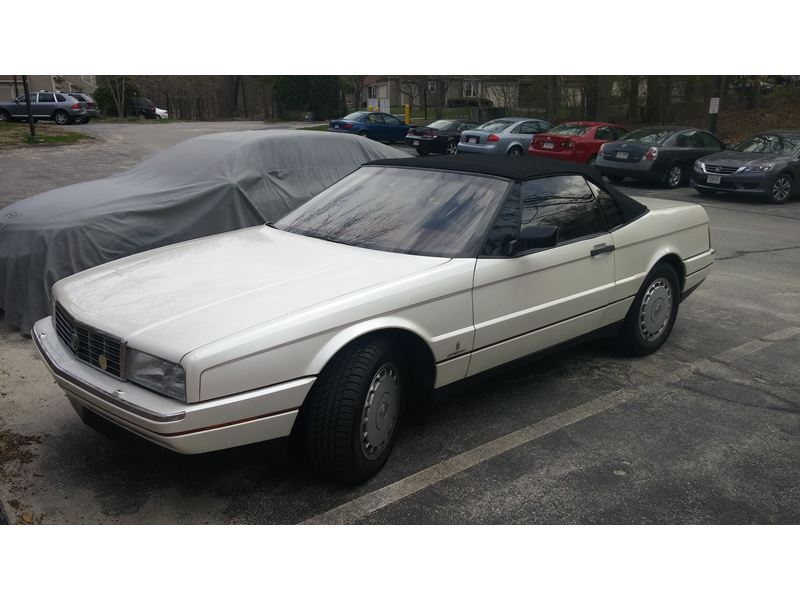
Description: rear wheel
xmin=664 ymin=163 xmax=684 ymax=188
xmin=303 ymin=336 xmax=406 ymax=483
xmin=446 ymin=141 xmax=457 ymax=154
xmin=607 ymin=174 xmax=625 ymax=184
xmin=0 ymin=110 xmax=10 ymax=122
xmin=770 ymin=174 xmax=792 ymax=204
xmin=53 ymin=110 xmax=71 ymax=125
xmin=618 ymin=263 xmax=680 ymax=356
xmin=507 ymin=146 xmax=523 ymax=156
xmin=358 ymin=130 xmax=368 ymax=138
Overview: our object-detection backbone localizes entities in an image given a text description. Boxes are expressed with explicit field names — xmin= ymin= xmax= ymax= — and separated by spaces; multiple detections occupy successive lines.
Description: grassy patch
xmin=298 ymin=124 xmax=330 ymax=131
xmin=0 ymin=122 xmax=92 ymax=146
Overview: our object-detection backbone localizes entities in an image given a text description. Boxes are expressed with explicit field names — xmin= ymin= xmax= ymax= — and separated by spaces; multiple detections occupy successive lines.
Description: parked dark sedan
xmin=329 ymin=111 xmax=410 ymax=142
xmin=691 ymin=131 xmax=800 ymax=203
xmin=405 ymin=119 xmax=479 ymax=155
xmin=595 ymin=126 xmax=724 ymax=188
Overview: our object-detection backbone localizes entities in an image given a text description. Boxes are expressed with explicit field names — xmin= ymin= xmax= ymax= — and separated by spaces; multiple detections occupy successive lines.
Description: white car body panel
xmin=36 ymin=185 xmax=713 ymax=455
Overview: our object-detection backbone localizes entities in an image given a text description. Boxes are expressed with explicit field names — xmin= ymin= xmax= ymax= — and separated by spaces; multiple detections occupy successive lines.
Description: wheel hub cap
xmin=361 ymin=363 xmax=400 ymax=460
xmin=639 ymin=278 xmax=673 ymax=342
xmin=669 ymin=167 xmax=681 ymax=186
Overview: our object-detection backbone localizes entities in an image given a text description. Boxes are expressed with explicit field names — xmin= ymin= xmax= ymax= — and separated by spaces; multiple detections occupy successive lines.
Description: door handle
xmin=590 ymin=243 xmax=615 ymax=257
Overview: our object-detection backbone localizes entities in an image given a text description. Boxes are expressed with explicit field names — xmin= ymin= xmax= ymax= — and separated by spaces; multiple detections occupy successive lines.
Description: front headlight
xmin=126 ymin=349 xmax=186 ymax=401
xmin=742 ymin=164 xmax=774 ymax=172
xmin=695 ymin=160 xmax=705 ymax=172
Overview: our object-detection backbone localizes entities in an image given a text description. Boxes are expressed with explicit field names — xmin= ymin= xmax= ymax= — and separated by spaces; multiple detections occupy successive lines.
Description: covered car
xmin=0 ymin=129 xmax=408 ymax=331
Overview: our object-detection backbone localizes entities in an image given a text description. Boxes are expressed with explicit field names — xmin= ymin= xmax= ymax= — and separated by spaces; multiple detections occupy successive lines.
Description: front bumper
xmin=690 ymin=169 xmax=771 ymax=196
xmin=32 ymin=317 xmax=313 ymax=454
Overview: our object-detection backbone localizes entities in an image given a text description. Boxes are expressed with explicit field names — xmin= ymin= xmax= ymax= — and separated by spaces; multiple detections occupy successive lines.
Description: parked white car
xmin=33 ymin=155 xmax=714 ymax=482
xmin=155 ymin=107 xmax=168 ymax=119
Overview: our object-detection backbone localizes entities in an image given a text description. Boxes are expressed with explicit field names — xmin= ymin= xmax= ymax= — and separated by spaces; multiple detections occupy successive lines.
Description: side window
xmin=367 ymin=113 xmax=384 ymax=124
xmin=481 ymin=187 xmax=521 ymax=257
xmin=521 ymin=176 xmax=607 ymax=243
xmin=595 ymin=127 xmax=613 ymax=141
xmin=536 ymin=121 xmax=551 ymax=132
xmin=516 ymin=122 xmax=538 ymax=135
xmin=38 ymin=93 xmax=55 ymax=103
xmin=18 ymin=94 xmax=36 ymax=102
xmin=675 ymin=131 xmax=702 ymax=148
xmin=587 ymin=180 xmax=624 ymax=229
xmin=383 ymin=114 xmax=401 ymax=126
xmin=699 ymin=131 xmax=722 ymax=150
xmin=55 ymin=94 xmax=66 ymax=102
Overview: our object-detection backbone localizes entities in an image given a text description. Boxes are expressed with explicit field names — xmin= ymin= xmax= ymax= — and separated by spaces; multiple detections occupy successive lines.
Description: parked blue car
xmin=329 ymin=111 xmax=410 ymax=142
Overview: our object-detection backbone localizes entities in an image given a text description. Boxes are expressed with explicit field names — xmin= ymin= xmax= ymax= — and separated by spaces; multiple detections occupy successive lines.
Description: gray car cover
xmin=0 ymin=129 xmax=408 ymax=331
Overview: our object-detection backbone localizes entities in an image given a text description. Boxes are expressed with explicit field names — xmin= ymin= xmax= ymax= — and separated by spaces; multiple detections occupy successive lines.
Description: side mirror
xmin=507 ymin=225 xmax=559 ymax=255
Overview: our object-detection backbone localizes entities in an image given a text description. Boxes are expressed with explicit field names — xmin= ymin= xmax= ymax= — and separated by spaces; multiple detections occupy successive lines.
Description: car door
xmin=36 ymin=92 xmax=56 ymax=118
xmin=509 ymin=120 xmax=540 ymax=148
xmin=469 ymin=175 xmax=616 ymax=376
xmin=381 ymin=113 xmax=407 ymax=141
xmin=11 ymin=94 xmax=34 ymax=117
xmin=365 ymin=112 xmax=387 ymax=140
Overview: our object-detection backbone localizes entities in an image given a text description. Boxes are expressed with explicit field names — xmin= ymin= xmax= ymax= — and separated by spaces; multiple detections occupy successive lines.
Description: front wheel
xmin=770 ymin=174 xmax=792 ymax=204
xmin=618 ymin=263 xmax=680 ymax=356
xmin=0 ymin=110 xmax=10 ymax=122
xmin=446 ymin=141 xmax=457 ymax=155
xmin=507 ymin=146 xmax=523 ymax=156
xmin=303 ymin=336 xmax=406 ymax=483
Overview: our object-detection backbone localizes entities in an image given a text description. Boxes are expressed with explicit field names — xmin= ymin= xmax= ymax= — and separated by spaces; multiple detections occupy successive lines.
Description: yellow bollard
xmin=404 ymin=104 xmax=411 ymax=124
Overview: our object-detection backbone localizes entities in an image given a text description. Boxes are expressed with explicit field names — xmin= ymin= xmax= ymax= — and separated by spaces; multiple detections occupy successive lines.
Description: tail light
xmin=71 ymin=103 xmax=81 ymax=110
xmin=644 ymin=146 xmax=658 ymax=161
xmin=560 ymin=139 xmax=575 ymax=149
xmin=487 ymin=133 xmax=500 ymax=143
xmin=598 ymin=143 xmax=607 ymax=157
xmin=345 ymin=123 xmax=353 ymax=130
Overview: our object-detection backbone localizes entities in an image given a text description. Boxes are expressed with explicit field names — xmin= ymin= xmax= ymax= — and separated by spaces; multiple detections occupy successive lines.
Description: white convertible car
xmin=33 ymin=155 xmax=714 ymax=482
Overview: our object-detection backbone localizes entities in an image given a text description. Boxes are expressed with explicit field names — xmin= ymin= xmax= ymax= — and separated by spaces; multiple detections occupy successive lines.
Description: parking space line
xmin=302 ymin=325 xmax=800 ymax=525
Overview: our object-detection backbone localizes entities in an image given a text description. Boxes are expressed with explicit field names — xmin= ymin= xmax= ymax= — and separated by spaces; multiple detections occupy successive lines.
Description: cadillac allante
xmin=33 ymin=155 xmax=714 ymax=482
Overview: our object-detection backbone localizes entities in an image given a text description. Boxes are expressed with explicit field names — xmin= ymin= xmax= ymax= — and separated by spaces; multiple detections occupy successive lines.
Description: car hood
xmin=53 ymin=226 xmax=450 ymax=362
xmin=701 ymin=150 xmax=789 ymax=167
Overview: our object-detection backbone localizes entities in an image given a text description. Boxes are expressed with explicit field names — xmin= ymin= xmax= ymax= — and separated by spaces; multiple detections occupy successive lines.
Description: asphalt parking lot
xmin=1 ymin=123 xmax=798 ymax=524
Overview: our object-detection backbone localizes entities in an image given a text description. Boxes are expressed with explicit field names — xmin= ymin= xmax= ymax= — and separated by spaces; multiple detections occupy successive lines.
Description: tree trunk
xmin=645 ymin=76 xmax=660 ymax=123
xmin=545 ymin=76 xmax=560 ymax=122
xmin=594 ymin=76 xmax=612 ymax=122
xmin=627 ymin=76 xmax=639 ymax=123
xmin=747 ymin=75 xmax=760 ymax=109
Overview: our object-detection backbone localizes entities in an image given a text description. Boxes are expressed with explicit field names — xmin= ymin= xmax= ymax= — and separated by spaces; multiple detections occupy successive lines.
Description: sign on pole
xmin=709 ymin=97 xmax=720 ymax=114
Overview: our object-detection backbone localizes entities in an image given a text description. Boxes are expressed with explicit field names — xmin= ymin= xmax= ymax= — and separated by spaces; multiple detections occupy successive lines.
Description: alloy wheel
xmin=668 ymin=165 xmax=682 ymax=187
xmin=772 ymin=177 xmax=791 ymax=203
xmin=447 ymin=142 xmax=457 ymax=154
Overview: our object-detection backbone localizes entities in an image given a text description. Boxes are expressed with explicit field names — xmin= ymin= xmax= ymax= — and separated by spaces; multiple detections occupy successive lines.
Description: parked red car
xmin=528 ymin=121 xmax=629 ymax=166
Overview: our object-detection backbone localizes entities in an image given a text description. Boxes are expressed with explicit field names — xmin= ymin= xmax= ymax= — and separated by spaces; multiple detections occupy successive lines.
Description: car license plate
xmin=334 ymin=124 xmax=339 ymax=129
xmin=707 ymin=175 xmax=721 ymax=184
xmin=413 ymin=140 xmax=419 ymax=146
xmin=468 ymin=136 xmax=478 ymax=144
xmin=615 ymin=151 xmax=629 ymax=159
xmin=543 ymin=142 xmax=554 ymax=150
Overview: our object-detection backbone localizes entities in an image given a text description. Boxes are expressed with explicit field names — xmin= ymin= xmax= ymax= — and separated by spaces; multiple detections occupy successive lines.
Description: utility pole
xmin=22 ymin=75 xmax=35 ymax=138
xmin=708 ymin=75 xmax=722 ymax=134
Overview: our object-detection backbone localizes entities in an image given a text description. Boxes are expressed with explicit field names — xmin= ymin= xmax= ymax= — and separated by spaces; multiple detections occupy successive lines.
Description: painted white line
xmin=302 ymin=326 xmax=800 ymax=525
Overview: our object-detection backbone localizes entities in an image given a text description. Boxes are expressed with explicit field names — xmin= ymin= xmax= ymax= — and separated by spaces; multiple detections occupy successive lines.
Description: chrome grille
xmin=53 ymin=303 xmax=125 ymax=379
xmin=705 ymin=164 xmax=738 ymax=175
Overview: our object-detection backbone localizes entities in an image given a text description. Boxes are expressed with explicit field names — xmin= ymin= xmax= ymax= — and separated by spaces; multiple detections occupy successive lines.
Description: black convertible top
xmin=366 ymin=154 xmax=648 ymax=223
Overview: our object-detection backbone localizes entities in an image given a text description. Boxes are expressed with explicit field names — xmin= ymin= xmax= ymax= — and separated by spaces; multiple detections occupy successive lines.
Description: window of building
xmin=463 ymin=79 xmax=479 ymax=97
xmin=427 ymin=80 xmax=438 ymax=93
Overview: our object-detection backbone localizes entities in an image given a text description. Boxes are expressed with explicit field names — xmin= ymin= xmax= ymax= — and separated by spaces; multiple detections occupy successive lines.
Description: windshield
xmin=427 ymin=120 xmax=455 ymax=130
xmin=621 ymin=128 xmax=676 ymax=144
xmin=274 ymin=166 xmax=510 ymax=258
xmin=734 ymin=134 xmax=800 ymax=155
xmin=342 ymin=112 xmax=366 ymax=121
xmin=549 ymin=124 xmax=591 ymax=137
xmin=478 ymin=120 xmax=513 ymax=132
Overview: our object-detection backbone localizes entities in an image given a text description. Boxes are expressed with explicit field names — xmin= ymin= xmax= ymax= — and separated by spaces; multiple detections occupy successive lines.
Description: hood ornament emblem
xmin=70 ymin=332 xmax=80 ymax=352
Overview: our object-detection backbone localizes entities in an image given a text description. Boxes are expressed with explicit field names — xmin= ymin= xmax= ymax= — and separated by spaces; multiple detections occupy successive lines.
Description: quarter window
xmin=587 ymin=181 xmax=623 ymax=229
xmin=521 ymin=176 xmax=607 ymax=243
xmin=595 ymin=127 xmax=613 ymax=140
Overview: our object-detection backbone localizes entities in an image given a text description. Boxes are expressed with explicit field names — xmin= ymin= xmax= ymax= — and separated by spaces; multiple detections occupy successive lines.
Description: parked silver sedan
xmin=457 ymin=117 xmax=552 ymax=156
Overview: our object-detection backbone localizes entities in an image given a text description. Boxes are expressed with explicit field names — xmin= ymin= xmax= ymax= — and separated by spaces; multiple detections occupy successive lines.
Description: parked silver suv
xmin=0 ymin=91 xmax=87 ymax=125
